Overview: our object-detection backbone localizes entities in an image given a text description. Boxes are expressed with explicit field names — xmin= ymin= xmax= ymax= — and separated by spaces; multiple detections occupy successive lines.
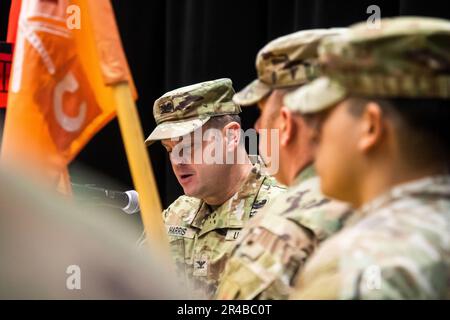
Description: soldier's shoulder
xmin=303 ymin=201 xmax=450 ymax=299
xmin=247 ymin=175 xmax=285 ymax=216
xmin=294 ymin=188 xmax=450 ymax=299
xmin=257 ymin=175 xmax=286 ymax=199
xmin=216 ymin=210 xmax=313 ymax=299
xmin=333 ymin=197 xmax=450 ymax=259
xmin=261 ymin=174 xmax=283 ymax=187
xmin=279 ymin=176 xmax=352 ymax=240
xmin=340 ymin=229 xmax=449 ymax=299
xmin=163 ymin=195 xmax=202 ymax=223
xmin=348 ymin=194 xmax=450 ymax=245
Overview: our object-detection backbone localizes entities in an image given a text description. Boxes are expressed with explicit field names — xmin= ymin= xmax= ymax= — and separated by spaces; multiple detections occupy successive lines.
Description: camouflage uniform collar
xmin=190 ymin=163 xmax=266 ymax=232
xmin=292 ymin=163 xmax=316 ymax=187
xmin=356 ymin=174 xmax=450 ymax=220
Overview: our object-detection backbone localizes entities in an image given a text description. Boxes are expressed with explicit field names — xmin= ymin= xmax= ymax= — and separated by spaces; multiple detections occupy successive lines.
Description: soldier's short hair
xmin=348 ymin=97 xmax=450 ymax=166
xmin=204 ymin=114 xmax=241 ymax=130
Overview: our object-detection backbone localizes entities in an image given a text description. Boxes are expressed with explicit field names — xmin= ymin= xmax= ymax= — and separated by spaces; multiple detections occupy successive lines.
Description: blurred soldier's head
xmin=146 ymin=78 xmax=251 ymax=204
xmin=285 ymin=17 xmax=450 ymax=207
xmin=233 ymin=28 xmax=347 ymax=185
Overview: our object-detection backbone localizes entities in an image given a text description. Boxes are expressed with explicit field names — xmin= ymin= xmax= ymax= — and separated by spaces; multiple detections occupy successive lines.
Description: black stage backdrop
xmin=1 ymin=0 xmax=449 ymax=210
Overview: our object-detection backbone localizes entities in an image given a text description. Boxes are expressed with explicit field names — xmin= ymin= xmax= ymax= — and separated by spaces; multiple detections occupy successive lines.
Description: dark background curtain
xmin=1 ymin=0 xmax=449 ymax=211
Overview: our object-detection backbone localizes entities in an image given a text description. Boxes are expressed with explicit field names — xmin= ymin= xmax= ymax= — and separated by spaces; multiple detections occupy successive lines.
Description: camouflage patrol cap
xmin=285 ymin=17 xmax=450 ymax=114
xmin=233 ymin=28 xmax=348 ymax=106
xmin=145 ymin=78 xmax=241 ymax=145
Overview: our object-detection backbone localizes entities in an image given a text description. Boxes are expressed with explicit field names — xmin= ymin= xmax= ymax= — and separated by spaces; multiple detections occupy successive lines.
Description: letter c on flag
xmin=53 ymin=72 xmax=87 ymax=132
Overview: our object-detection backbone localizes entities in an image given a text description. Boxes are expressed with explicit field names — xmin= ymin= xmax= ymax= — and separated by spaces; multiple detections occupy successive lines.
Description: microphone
xmin=72 ymin=183 xmax=140 ymax=214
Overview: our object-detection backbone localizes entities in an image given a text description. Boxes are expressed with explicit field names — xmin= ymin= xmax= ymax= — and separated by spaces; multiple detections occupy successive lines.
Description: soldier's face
xmin=256 ymin=91 xmax=283 ymax=169
xmin=162 ymin=131 xmax=232 ymax=200
xmin=314 ymin=99 xmax=362 ymax=205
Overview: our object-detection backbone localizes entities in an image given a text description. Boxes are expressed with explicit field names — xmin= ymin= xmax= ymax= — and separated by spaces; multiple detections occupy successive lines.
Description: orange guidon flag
xmin=1 ymin=0 xmax=136 ymax=192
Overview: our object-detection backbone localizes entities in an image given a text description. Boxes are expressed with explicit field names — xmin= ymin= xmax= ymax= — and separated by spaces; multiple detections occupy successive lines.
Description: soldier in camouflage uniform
xmin=145 ymin=78 xmax=284 ymax=298
xmin=284 ymin=17 xmax=450 ymax=299
xmin=215 ymin=29 xmax=352 ymax=300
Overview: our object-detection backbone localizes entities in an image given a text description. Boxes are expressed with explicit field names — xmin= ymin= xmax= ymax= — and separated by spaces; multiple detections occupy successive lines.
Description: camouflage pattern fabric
xmin=216 ymin=165 xmax=352 ymax=299
xmin=285 ymin=17 xmax=450 ymax=114
xmin=145 ymin=78 xmax=241 ymax=145
xmin=291 ymin=175 xmax=450 ymax=299
xmin=162 ymin=163 xmax=285 ymax=299
xmin=233 ymin=28 xmax=347 ymax=106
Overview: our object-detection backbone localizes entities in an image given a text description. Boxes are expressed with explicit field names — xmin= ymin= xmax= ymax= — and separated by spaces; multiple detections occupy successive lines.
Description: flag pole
xmin=113 ymin=81 xmax=170 ymax=255
xmin=85 ymin=0 xmax=170 ymax=260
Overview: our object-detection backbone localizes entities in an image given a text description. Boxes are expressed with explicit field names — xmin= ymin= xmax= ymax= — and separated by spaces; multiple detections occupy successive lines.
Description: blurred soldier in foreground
xmin=216 ymin=29 xmax=351 ymax=300
xmin=0 ymin=168 xmax=183 ymax=299
xmin=144 ymin=78 xmax=284 ymax=298
xmin=285 ymin=17 xmax=450 ymax=299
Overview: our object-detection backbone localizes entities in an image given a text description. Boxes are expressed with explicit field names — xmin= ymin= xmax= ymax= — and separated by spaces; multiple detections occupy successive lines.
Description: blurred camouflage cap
xmin=233 ymin=28 xmax=348 ymax=106
xmin=145 ymin=78 xmax=241 ymax=145
xmin=285 ymin=17 xmax=450 ymax=114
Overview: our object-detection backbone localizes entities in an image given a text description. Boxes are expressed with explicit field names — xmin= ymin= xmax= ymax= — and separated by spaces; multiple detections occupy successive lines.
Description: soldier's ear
xmin=357 ymin=101 xmax=385 ymax=153
xmin=279 ymin=107 xmax=294 ymax=147
xmin=223 ymin=121 xmax=241 ymax=152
